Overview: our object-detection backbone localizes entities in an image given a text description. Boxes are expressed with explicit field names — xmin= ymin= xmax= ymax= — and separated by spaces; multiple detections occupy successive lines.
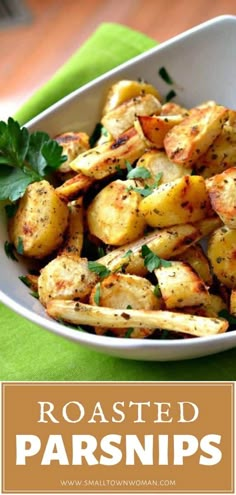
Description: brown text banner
xmin=1 ymin=382 xmax=234 ymax=493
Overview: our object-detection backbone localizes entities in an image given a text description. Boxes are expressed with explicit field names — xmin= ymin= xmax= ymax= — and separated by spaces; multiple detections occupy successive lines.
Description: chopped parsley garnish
xmin=122 ymin=249 xmax=133 ymax=259
xmin=165 ymin=90 xmax=177 ymax=102
xmin=30 ymin=291 xmax=39 ymax=299
xmin=218 ymin=309 xmax=236 ymax=326
xmin=125 ymin=160 xmax=132 ymax=173
xmin=19 ymin=275 xmax=31 ymax=288
xmin=153 ymin=284 xmax=162 ymax=298
xmin=89 ymin=124 xmax=108 ymax=147
xmin=101 ymin=126 xmax=109 ymax=137
xmin=127 ymin=184 xmax=154 ymax=197
xmin=160 ymin=329 xmax=170 ymax=339
xmin=158 ymin=67 xmax=174 ymax=85
xmin=0 ymin=117 xmax=66 ymax=202
xmin=16 ymin=236 xmax=24 ymax=255
xmin=127 ymin=172 xmax=162 ymax=197
xmin=127 ymin=166 xmax=151 ymax=180
xmin=97 ymin=246 xmax=106 ymax=258
xmin=4 ymin=241 xmax=18 ymax=261
xmin=89 ymin=122 xmax=102 ymax=147
xmin=5 ymin=203 xmax=18 ymax=218
xmin=94 ymin=283 xmax=101 ymax=305
xmin=88 ymin=261 xmax=111 ymax=279
xmin=124 ymin=328 xmax=134 ymax=338
xmin=141 ymin=245 xmax=172 ymax=272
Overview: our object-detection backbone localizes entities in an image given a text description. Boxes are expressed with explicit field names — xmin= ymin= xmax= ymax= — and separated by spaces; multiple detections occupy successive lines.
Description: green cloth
xmin=1 ymin=23 xmax=236 ymax=380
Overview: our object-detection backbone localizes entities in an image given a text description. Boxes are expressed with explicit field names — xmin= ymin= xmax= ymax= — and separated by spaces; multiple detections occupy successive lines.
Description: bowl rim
xmin=2 ymin=14 xmax=236 ymax=354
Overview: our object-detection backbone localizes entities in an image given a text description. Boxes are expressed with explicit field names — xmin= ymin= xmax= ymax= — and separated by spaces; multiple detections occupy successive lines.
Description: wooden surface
xmin=1 ymin=0 xmax=236 ymax=120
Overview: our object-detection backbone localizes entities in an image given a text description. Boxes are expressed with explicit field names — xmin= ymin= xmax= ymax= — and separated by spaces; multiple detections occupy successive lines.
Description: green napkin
xmin=1 ymin=22 xmax=236 ymax=381
xmin=14 ymin=22 xmax=157 ymax=125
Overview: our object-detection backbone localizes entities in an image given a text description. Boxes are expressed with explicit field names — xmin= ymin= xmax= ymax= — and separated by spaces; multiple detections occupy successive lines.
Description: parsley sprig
xmin=127 ymin=166 xmax=151 ymax=180
xmin=141 ymin=245 xmax=172 ymax=272
xmin=88 ymin=261 xmax=111 ymax=279
xmin=0 ymin=117 xmax=67 ymax=202
xmin=127 ymin=172 xmax=163 ymax=197
xmin=158 ymin=67 xmax=174 ymax=85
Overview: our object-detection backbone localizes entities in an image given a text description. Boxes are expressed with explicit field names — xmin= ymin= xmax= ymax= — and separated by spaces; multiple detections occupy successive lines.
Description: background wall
xmin=1 ymin=0 xmax=236 ymax=119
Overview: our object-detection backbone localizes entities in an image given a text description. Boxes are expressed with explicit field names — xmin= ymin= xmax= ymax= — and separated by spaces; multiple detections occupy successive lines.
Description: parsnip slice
xmin=47 ymin=300 xmax=228 ymax=337
xmin=69 ymin=127 xmax=146 ymax=179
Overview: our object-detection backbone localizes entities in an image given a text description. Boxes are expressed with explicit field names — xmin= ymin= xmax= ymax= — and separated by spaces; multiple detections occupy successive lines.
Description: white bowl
xmin=1 ymin=15 xmax=236 ymax=361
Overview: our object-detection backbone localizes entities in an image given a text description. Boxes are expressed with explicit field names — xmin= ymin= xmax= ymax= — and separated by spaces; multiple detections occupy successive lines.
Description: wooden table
xmin=1 ymin=0 xmax=236 ymax=120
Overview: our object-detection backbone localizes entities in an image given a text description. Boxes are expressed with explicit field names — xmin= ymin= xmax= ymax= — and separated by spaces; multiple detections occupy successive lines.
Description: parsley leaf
xmin=127 ymin=172 xmax=163 ymax=197
xmin=97 ymin=246 xmax=106 ymax=258
xmin=122 ymin=249 xmax=133 ymax=259
xmin=30 ymin=291 xmax=39 ymax=299
xmin=16 ymin=237 xmax=24 ymax=255
xmin=0 ymin=118 xmax=67 ymax=202
xmin=124 ymin=328 xmax=134 ymax=338
xmin=141 ymin=245 xmax=172 ymax=272
xmin=125 ymin=160 xmax=132 ymax=173
xmin=4 ymin=241 xmax=18 ymax=261
xmin=154 ymin=284 xmax=162 ymax=297
xmin=160 ymin=329 xmax=170 ymax=339
xmin=0 ymin=118 xmax=29 ymax=167
xmin=165 ymin=90 xmax=177 ymax=102
xmin=94 ymin=283 xmax=101 ymax=305
xmin=127 ymin=184 xmax=154 ymax=197
xmin=19 ymin=275 xmax=31 ymax=288
xmin=101 ymin=126 xmax=109 ymax=137
xmin=88 ymin=261 xmax=111 ymax=279
xmin=127 ymin=166 xmax=151 ymax=180
xmin=158 ymin=67 xmax=174 ymax=85
xmin=0 ymin=166 xmax=35 ymax=202
xmin=5 ymin=203 xmax=18 ymax=218
xmin=218 ymin=309 xmax=236 ymax=326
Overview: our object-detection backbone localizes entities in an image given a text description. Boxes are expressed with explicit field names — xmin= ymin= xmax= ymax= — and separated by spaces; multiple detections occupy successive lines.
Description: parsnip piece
xmin=208 ymin=226 xmax=236 ymax=288
xmin=98 ymin=223 xmax=202 ymax=276
xmin=61 ymin=197 xmax=84 ymax=256
xmin=175 ymin=244 xmax=212 ymax=286
xmin=164 ymin=103 xmax=228 ymax=166
xmin=139 ymin=175 xmax=211 ymax=228
xmin=54 ymin=131 xmax=90 ymax=175
xmin=135 ymin=114 xmax=183 ymax=148
xmin=56 ymin=172 xmax=94 ymax=200
xmin=102 ymin=94 xmax=161 ymax=139
xmin=174 ymin=294 xmax=227 ymax=318
xmin=194 ymin=122 xmax=236 ymax=178
xmin=136 ymin=150 xmax=192 ymax=185
xmin=69 ymin=127 xmax=146 ymax=179
xmin=47 ymin=300 xmax=228 ymax=336
xmin=38 ymin=255 xmax=97 ymax=307
xmin=9 ymin=180 xmax=69 ymax=259
xmin=206 ymin=167 xmax=236 ymax=229
xmin=154 ymin=261 xmax=210 ymax=309
xmin=161 ymin=102 xmax=189 ymax=117
xmin=207 ymin=294 xmax=227 ymax=315
xmin=102 ymin=80 xmax=162 ymax=115
xmin=87 ymin=179 xmax=146 ymax=246
xmin=90 ymin=273 xmax=160 ymax=337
